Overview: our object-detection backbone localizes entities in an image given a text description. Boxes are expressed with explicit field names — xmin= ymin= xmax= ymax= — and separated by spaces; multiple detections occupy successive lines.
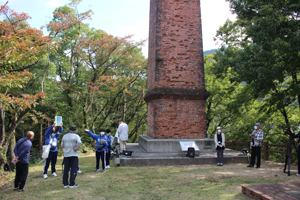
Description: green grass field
xmin=1 ymin=153 xmax=299 ymax=200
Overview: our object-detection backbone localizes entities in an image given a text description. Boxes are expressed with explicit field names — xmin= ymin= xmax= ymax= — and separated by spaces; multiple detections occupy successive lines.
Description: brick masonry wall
xmin=146 ymin=0 xmax=209 ymax=139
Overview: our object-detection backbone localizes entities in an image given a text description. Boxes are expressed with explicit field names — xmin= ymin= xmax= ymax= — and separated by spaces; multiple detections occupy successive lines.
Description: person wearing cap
xmin=61 ymin=125 xmax=82 ymax=188
xmin=84 ymin=128 xmax=108 ymax=172
xmin=214 ymin=126 xmax=225 ymax=166
xmin=247 ymin=123 xmax=264 ymax=168
xmin=117 ymin=119 xmax=129 ymax=154
xmin=43 ymin=121 xmax=63 ymax=179
xmin=13 ymin=131 xmax=34 ymax=192
xmin=105 ymin=129 xmax=113 ymax=169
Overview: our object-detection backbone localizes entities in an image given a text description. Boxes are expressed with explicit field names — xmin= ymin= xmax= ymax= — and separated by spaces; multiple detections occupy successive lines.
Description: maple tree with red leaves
xmin=0 ymin=1 xmax=91 ymax=170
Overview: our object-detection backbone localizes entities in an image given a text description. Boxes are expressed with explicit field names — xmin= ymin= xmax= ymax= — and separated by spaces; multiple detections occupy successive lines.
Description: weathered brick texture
xmin=145 ymin=0 xmax=209 ymax=139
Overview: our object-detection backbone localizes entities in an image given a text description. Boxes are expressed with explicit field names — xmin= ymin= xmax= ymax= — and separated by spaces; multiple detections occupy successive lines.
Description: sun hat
xmin=67 ymin=125 xmax=78 ymax=133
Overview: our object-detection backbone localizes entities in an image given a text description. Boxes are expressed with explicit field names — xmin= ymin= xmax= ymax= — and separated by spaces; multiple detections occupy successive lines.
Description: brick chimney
xmin=144 ymin=0 xmax=210 ymax=139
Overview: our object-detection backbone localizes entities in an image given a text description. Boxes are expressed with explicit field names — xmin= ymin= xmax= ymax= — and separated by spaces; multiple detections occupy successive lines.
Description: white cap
xmin=216 ymin=126 xmax=222 ymax=130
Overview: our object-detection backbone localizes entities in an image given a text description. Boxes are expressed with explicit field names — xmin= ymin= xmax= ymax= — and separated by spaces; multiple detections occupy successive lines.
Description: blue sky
xmin=1 ymin=0 xmax=236 ymax=57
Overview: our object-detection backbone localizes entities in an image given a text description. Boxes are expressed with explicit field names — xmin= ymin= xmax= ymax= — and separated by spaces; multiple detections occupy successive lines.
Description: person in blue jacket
xmin=43 ymin=121 xmax=63 ymax=179
xmin=105 ymin=129 xmax=113 ymax=169
xmin=13 ymin=131 xmax=34 ymax=192
xmin=84 ymin=128 xmax=108 ymax=172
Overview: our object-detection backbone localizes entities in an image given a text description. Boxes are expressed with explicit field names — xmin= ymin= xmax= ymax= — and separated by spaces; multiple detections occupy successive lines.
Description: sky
xmin=0 ymin=0 xmax=237 ymax=57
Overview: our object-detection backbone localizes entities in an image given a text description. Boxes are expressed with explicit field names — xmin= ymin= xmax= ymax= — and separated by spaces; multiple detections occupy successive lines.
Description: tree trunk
xmin=39 ymin=123 xmax=43 ymax=154
xmin=123 ymin=90 xmax=126 ymax=122
xmin=6 ymin=133 xmax=16 ymax=172
xmin=0 ymin=104 xmax=5 ymax=147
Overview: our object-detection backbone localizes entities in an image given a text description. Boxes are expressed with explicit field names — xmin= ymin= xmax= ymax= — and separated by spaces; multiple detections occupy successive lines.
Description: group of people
xmin=12 ymin=119 xmax=129 ymax=191
xmin=214 ymin=122 xmax=266 ymax=168
xmin=12 ymin=120 xmax=300 ymax=191
xmin=214 ymin=122 xmax=300 ymax=176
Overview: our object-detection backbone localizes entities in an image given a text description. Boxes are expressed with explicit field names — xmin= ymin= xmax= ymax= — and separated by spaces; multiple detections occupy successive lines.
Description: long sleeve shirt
xmin=87 ymin=131 xmax=108 ymax=152
xmin=250 ymin=129 xmax=264 ymax=146
xmin=14 ymin=138 xmax=32 ymax=164
xmin=61 ymin=133 xmax=82 ymax=157
xmin=45 ymin=125 xmax=63 ymax=152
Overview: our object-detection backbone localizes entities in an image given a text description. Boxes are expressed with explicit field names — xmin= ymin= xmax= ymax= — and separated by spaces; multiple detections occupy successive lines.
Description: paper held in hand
xmin=55 ymin=116 xmax=62 ymax=126
xmin=99 ymin=139 xmax=106 ymax=143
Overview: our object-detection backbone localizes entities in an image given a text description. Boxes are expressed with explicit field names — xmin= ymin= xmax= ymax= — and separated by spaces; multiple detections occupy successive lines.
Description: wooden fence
xmin=226 ymin=141 xmax=298 ymax=160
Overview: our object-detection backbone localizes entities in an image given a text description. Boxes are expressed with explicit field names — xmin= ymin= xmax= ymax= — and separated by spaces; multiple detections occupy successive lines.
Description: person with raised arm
xmin=43 ymin=121 xmax=63 ymax=179
xmin=84 ymin=128 xmax=108 ymax=172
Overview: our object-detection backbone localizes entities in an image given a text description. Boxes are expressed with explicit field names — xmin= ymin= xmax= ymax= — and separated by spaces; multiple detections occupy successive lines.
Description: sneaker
xmin=217 ymin=163 xmax=220 ymax=166
xmin=77 ymin=170 xmax=82 ymax=174
xmin=247 ymin=165 xmax=254 ymax=168
xmin=101 ymin=169 xmax=106 ymax=173
xmin=95 ymin=169 xmax=100 ymax=172
xmin=52 ymin=172 xmax=57 ymax=177
xmin=220 ymin=163 xmax=223 ymax=166
xmin=296 ymin=173 xmax=300 ymax=176
xmin=106 ymin=165 xmax=110 ymax=169
xmin=43 ymin=174 xmax=48 ymax=179
xmin=69 ymin=184 xmax=78 ymax=188
xmin=64 ymin=185 xmax=69 ymax=188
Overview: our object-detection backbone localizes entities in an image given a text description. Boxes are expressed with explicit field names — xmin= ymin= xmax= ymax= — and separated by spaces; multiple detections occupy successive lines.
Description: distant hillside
xmin=204 ymin=49 xmax=218 ymax=57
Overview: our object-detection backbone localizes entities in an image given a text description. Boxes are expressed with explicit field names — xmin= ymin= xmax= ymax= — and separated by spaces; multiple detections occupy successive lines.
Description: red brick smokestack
xmin=144 ymin=0 xmax=210 ymax=139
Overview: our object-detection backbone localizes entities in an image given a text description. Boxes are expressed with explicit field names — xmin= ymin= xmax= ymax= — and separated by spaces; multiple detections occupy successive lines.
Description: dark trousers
xmin=43 ymin=151 xmax=58 ymax=174
xmin=106 ymin=149 xmax=111 ymax=166
xmin=96 ymin=151 xmax=106 ymax=170
xmin=250 ymin=146 xmax=261 ymax=167
xmin=216 ymin=148 xmax=224 ymax=163
xmin=63 ymin=157 xmax=78 ymax=186
xmin=14 ymin=162 xmax=29 ymax=189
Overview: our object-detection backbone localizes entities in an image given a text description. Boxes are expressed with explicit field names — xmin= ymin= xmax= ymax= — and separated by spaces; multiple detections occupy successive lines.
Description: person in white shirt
xmin=117 ymin=119 xmax=128 ymax=154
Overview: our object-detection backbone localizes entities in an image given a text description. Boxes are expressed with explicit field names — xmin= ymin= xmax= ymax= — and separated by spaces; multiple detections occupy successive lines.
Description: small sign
xmin=55 ymin=116 xmax=62 ymax=126
xmin=179 ymin=141 xmax=199 ymax=151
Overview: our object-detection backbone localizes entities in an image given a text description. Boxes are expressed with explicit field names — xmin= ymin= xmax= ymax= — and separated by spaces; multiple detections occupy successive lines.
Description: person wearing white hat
xmin=214 ymin=126 xmax=225 ymax=166
xmin=247 ymin=123 xmax=264 ymax=168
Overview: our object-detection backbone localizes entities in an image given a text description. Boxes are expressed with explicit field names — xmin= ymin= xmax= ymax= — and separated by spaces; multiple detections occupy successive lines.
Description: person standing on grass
xmin=105 ymin=129 xmax=113 ymax=169
xmin=84 ymin=128 xmax=108 ymax=172
xmin=61 ymin=125 xmax=82 ymax=188
xmin=214 ymin=126 xmax=225 ymax=166
xmin=12 ymin=131 xmax=34 ymax=192
xmin=43 ymin=121 xmax=63 ymax=179
xmin=117 ymin=119 xmax=128 ymax=154
xmin=247 ymin=123 xmax=264 ymax=169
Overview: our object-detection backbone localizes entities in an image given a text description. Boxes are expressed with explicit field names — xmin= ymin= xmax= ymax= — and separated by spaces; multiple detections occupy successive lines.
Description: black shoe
xmin=247 ymin=165 xmax=254 ymax=167
xmin=69 ymin=184 xmax=78 ymax=188
xmin=256 ymin=166 xmax=260 ymax=168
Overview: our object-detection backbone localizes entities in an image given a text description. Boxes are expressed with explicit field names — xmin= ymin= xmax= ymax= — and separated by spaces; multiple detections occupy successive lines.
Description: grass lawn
xmin=0 ymin=153 xmax=299 ymax=199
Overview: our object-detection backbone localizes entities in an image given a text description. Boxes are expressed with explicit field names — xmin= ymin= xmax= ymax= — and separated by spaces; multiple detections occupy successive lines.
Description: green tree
xmin=213 ymin=0 xmax=300 ymax=128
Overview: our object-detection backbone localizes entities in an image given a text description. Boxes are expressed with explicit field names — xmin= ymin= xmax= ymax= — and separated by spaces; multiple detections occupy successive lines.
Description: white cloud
xmin=113 ymin=16 xmax=149 ymax=57
xmin=201 ymin=0 xmax=237 ymax=50
xmin=46 ymin=0 xmax=64 ymax=8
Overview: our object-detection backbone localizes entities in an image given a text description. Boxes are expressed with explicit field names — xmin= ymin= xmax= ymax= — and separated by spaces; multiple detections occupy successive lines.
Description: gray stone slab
xmin=118 ymin=143 xmax=248 ymax=166
xmin=139 ymin=135 xmax=215 ymax=153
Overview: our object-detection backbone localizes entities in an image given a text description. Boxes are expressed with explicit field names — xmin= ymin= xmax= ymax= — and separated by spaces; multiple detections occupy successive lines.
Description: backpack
xmin=186 ymin=147 xmax=195 ymax=157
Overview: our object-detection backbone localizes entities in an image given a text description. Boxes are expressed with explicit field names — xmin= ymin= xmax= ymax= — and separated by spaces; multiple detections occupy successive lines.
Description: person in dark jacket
xmin=43 ymin=122 xmax=63 ymax=179
xmin=105 ymin=129 xmax=113 ymax=169
xmin=84 ymin=128 xmax=108 ymax=172
xmin=13 ymin=131 xmax=34 ymax=192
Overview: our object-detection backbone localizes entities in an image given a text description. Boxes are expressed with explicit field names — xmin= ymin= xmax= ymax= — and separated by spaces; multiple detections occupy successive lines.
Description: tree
xmin=213 ymin=0 xmax=300 ymax=128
